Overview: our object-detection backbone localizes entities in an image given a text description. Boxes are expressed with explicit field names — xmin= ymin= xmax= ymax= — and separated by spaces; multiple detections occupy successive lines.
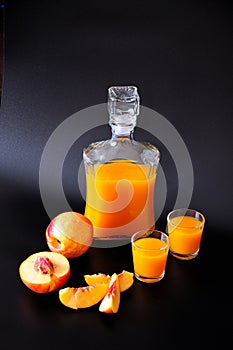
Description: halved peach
xmin=99 ymin=273 xmax=120 ymax=314
xmin=59 ymin=284 xmax=109 ymax=310
xmin=84 ymin=270 xmax=134 ymax=292
xmin=19 ymin=251 xmax=70 ymax=293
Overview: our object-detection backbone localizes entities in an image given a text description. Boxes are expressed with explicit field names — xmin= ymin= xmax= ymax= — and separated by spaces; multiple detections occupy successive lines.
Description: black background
xmin=0 ymin=1 xmax=232 ymax=349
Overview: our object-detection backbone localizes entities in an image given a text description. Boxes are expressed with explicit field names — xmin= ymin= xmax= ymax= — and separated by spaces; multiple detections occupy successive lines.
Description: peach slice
xmin=84 ymin=273 xmax=111 ymax=286
xmin=46 ymin=211 xmax=93 ymax=258
xmin=84 ymin=270 xmax=134 ymax=292
xmin=117 ymin=270 xmax=134 ymax=292
xmin=99 ymin=273 xmax=120 ymax=314
xmin=58 ymin=287 xmax=77 ymax=309
xmin=19 ymin=251 xmax=70 ymax=293
xmin=59 ymin=284 xmax=109 ymax=310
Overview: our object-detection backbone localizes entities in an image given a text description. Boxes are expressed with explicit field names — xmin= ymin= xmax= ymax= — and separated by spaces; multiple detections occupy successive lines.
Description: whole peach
xmin=46 ymin=212 xmax=93 ymax=258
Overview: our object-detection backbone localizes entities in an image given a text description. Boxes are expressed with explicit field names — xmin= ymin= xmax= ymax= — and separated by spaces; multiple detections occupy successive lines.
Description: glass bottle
xmin=83 ymin=86 xmax=160 ymax=242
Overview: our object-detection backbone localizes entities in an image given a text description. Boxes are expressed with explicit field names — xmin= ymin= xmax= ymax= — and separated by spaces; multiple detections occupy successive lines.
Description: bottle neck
xmin=111 ymin=128 xmax=134 ymax=141
xmin=109 ymin=110 xmax=136 ymax=140
xmin=110 ymin=122 xmax=135 ymax=140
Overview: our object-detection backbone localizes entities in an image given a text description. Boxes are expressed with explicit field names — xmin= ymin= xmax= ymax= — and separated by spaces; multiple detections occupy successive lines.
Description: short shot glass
xmin=131 ymin=229 xmax=170 ymax=283
xmin=167 ymin=208 xmax=205 ymax=260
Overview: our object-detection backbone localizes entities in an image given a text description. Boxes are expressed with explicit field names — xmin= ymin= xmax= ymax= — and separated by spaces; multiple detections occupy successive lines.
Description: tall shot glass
xmin=131 ymin=229 xmax=169 ymax=283
xmin=167 ymin=208 xmax=205 ymax=260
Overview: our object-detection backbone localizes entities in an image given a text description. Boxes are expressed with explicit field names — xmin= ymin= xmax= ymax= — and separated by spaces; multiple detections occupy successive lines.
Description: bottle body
xmin=83 ymin=86 xmax=160 ymax=241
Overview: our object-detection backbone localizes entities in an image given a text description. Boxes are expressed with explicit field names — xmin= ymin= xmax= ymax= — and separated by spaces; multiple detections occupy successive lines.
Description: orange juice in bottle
xmin=83 ymin=86 xmax=160 ymax=244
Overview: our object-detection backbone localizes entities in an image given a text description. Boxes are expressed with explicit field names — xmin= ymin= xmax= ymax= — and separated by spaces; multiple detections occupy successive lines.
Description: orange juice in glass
xmin=131 ymin=229 xmax=169 ymax=283
xmin=167 ymin=208 xmax=205 ymax=260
